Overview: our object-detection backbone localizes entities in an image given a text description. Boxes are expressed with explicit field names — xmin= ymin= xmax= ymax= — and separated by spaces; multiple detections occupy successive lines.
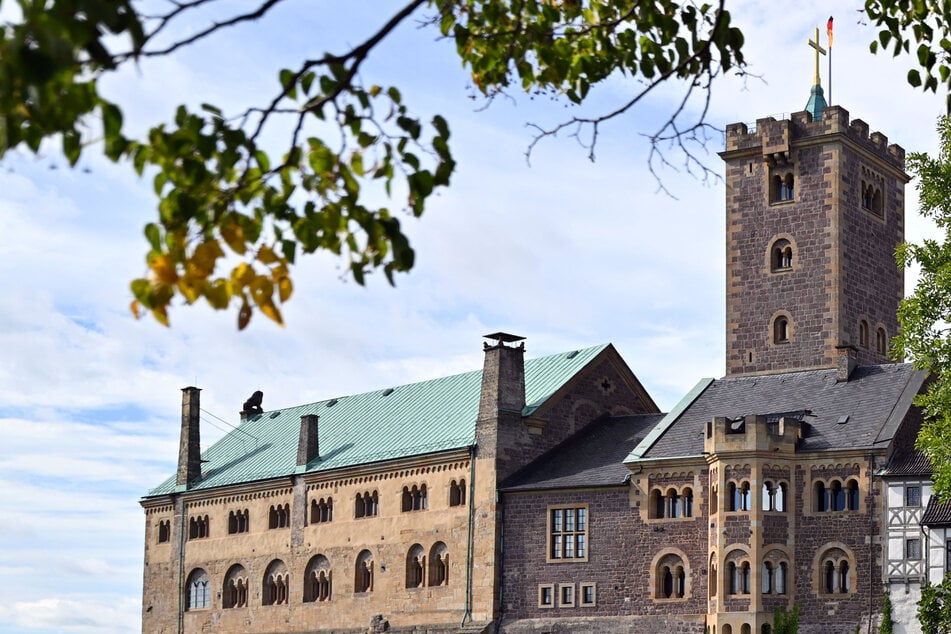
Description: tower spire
xmin=805 ymin=26 xmax=828 ymax=121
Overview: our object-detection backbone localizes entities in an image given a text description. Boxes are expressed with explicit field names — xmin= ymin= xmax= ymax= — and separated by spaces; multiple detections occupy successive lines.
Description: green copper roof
xmin=145 ymin=344 xmax=609 ymax=497
xmin=805 ymin=84 xmax=828 ymax=121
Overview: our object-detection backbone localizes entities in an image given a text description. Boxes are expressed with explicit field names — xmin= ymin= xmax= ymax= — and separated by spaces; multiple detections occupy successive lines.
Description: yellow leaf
xmin=177 ymin=275 xmax=201 ymax=304
xmin=205 ymin=279 xmax=231 ymax=310
xmin=220 ymin=223 xmax=247 ymax=255
xmin=149 ymin=253 xmax=179 ymax=284
xmin=231 ymin=262 xmax=255 ymax=288
xmin=278 ymin=276 xmax=293 ymax=303
xmin=191 ymin=241 xmax=224 ymax=277
xmin=152 ymin=306 xmax=170 ymax=327
xmin=130 ymin=299 xmax=141 ymax=319
xmin=259 ymin=300 xmax=284 ymax=326
xmin=257 ymin=244 xmax=279 ymax=265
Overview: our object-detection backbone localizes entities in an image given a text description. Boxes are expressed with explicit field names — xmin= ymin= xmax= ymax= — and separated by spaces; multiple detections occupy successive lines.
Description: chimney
xmin=297 ymin=414 xmax=320 ymax=468
xmin=836 ymin=345 xmax=858 ymax=382
xmin=176 ymin=387 xmax=202 ymax=488
xmin=478 ymin=333 xmax=526 ymax=420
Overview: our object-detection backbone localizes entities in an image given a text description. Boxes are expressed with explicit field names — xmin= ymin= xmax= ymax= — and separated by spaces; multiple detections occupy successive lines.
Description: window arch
xmin=814 ymin=478 xmax=860 ymax=513
xmin=429 ymin=541 xmax=449 ymax=587
xmin=769 ymin=238 xmax=794 ymax=272
xmin=263 ymin=559 xmax=289 ymax=605
xmin=653 ymin=551 xmax=689 ymax=600
xmin=185 ymin=568 xmax=210 ymax=610
xmin=771 ymin=172 xmax=795 ymax=203
xmin=355 ymin=491 xmax=378 ymax=518
xmin=157 ymin=519 xmax=170 ymax=543
xmin=773 ymin=315 xmax=791 ymax=344
xmin=649 ymin=486 xmax=694 ymax=519
xmin=310 ymin=497 xmax=333 ymax=524
xmin=228 ymin=509 xmax=249 ymax=534
xmin=401 ymin=484 xmax=428 ymax=512
xmin=304 ymin=555 xmax=332 ymax=602
xmin=188 ymin=514 xmax=209 ymax=539
xmin=709 ymin=553 xmax=718 ymax=597
xmin=859 ymin=320 xmax=869 ymax=348
xmin=724 ymin=550 xmax=750 ymax=596
xmin=449 ymin=479 xmax=466 ymax=507
xmin=406 ymin=544 xmax=425 ymax=588
xmin=762 ymin=480 xmax=787 ymax=512
xmin=847 ymin=479 xmax=860 ymax=510
xmin=762 ymin=549 xmax=789 ymax=596
xmin=223 ymin=564 xmax=248 ymax=609
xmin=876 ymin=327 xmax=888 ymax=355
xmin=817 ymin=546 xmax=854 ymax=596
xmin=268 ymin=504 xmax=290 ymax=529
xmin=355 ymin=550 xmax=374 ymax=593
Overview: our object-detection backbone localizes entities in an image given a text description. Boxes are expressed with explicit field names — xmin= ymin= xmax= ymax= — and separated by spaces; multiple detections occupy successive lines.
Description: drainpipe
xmin=177 ymin=497 xmax=186 ymax=634
xmin=867 ymin=453 xmax=875 ymax=634
xmin=461 ymin=446 xmax=476 ymax=627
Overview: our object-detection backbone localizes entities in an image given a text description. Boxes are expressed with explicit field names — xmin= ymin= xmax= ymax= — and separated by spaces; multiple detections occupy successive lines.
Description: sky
xmin=0 ymin=2 xmax=947 ymax=632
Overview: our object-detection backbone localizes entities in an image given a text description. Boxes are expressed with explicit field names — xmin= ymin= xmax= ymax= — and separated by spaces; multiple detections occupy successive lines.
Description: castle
xmin=141 ymin=87 xmax=946 ymax=633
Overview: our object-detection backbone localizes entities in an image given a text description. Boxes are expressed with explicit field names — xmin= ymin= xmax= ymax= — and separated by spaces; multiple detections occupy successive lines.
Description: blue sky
xmin=0 ymin=2 xmax=947 ymax=632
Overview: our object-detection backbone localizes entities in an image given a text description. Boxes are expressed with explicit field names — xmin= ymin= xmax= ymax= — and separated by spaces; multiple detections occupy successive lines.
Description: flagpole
xmin=827 ymin=16 xmax=834 ymax=105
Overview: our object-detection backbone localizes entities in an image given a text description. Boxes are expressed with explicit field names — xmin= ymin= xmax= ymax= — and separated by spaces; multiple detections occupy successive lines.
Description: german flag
xmin=827 ymin=16 xmax=834 ymax=48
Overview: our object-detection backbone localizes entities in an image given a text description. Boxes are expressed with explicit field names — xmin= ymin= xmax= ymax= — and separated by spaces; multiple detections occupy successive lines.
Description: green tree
xmin=773 ymin=603 xmax=801 ymax=634
xmin=881 ymin=592 xmax=894 ymax=634
xmin=895 ymin=116 xmax=951 ymax=499
xmin=0 ymin=1 xmax=944 ymax=328
xmin=917 ymin=575 xmax=951 ymax=634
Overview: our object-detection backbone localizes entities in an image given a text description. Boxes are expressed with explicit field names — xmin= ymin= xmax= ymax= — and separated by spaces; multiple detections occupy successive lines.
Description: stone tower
xmin=720 ymin=105 xmax=908 ymax=376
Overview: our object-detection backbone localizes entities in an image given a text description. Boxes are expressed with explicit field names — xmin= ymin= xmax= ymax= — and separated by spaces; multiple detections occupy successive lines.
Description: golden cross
xmin=808 ymin=26 xmax=827 ymax=86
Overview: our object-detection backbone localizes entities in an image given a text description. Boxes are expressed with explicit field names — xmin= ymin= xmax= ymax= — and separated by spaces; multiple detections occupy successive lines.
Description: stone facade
xmin=721 ymin=106 xmax=907 ymax=376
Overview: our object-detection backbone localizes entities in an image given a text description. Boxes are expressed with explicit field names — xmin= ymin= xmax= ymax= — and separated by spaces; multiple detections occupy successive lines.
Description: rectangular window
xmin=580 ymin=582 xmax=597 ymax=607
xmin=906 ymin=486 xmax=922 ymax=507
xmin=548 ymin=506 xmax=588 ymax=562
xmin=538 ymin=584 xmax=554 ymax=608
xmin=946 ymin=540 xmax=951 ymax=573
xmin=559 ymin=583 xmax=575 ymax=608
xmin=907 ymin=538 xmax=922 ymax=561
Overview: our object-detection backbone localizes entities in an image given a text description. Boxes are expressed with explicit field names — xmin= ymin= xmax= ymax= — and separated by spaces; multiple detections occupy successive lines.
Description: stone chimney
xmin=478 ymin=333 xmax=526 ymax=420
xmin=297 ymin=414 xmax=320 ymax=468
xmin=836 ymin=345 xmax=858 ymax=382
xmin=176 ymin=386 xmax=202 ymax=488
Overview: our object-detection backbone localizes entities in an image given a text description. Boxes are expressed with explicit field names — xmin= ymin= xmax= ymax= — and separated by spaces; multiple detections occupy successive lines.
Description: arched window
xmin=741 ymin=624 xmax=752 ymax=634
xmin=709 ymin=554 xmax=718 ymax=597
xmin=406 ymin=544 xmax=425 ymax=588
xmin=228 ymin=509 xmax=249 ymax=534
xmin=859 ymin=320 xmax=869 ymax=348
xmin=776 ymin=562 xmax=787 ymax=594
xmin=449 ymin=479 xmax=466 ymax=506
xmin=723 ymin=626 xmax=733 ymax=634
xmin=728 ymin=562 xmax=738 ymax=595
xmin=729 ymin=482 xmax=740 ymax=512
xmin=847 ymin=480 xmax=860 ymax=511
xmin=775 ymin=482 xmax=786 ymax=512
xmin=819 ymin=548 xmax=853 ymax=595
xmin=770 ymin=239 xmax=793 ymax=272
xmin=872 ymin=188 xmax=883 ymax=215
xmin=268 ymin=504 xmax=290 ymax=529
xmin=430 ymin=542 xmax=449 ymax=586
xmin=402 ymin=485 xmax=428 ymax=512
xmin=185 ymin=568 xmax=210 ymax=610
xmin=739 ymin=482 xmax=751 ymax=511
xmin=355 ymin=550 xmax=374 ymax=593
xmin=683 ymin=488 xmax=694 ymax=517
xmin=655 ymin=552 xmax=688 ymax=600
xmin=762 ymin=481 xmax=773 ymax=511
xmin=157 ymin=519 xmax=170 ymax=543
xmin=773 ymin=316 xmax=790 ymax=344
xmin=741 ymin=562 xmax=751 ymax=594
xmin=710 ymin=484 xmax=718 ymax=514
xmin=310 ymin=497 xmax=332 ymax=524
xmin=650 ymin=488 xmax=665 ymax=519
xmin=223 ymin=564 xmax=248 ymax=608
xmin=189 ymin=515 xmax=210 ymax=539
xmin=668 ymin=489 xmax=682 ymax=518
xmin=771 ymin=172 xmax=794 ymax=202
xmin=830 ymin=481 xmax=846 ymax=511
xmin=762 ymin=562 xmax=773 ymax=594
xmin=263 ymin=560 xmax=289 ymax=605
xmin=304 ymin=555 xmax=332 ymax=602
xmin=815 ymin=481 xmax=827 ymax=512
xmin=355 ymin=491 xmax=378 ymax=518
xmin=876 ymin=328 xmax=888 ymax=355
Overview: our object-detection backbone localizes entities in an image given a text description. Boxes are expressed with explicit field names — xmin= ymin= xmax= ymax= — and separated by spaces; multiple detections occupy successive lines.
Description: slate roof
xmin=882 ymin=448 xmax=932 ymax=477
xmin=630 ymin=364 xmax=926 ymax=461
xmin=501 ymin=413 xmax=665 ymax=491
xmin=146 ymin=344 xmax=610 ymax=497
xmin=922 ymin=496 xmax=951 ymax=527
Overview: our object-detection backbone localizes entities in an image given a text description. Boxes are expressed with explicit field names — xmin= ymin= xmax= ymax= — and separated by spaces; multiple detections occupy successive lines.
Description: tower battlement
xmin=724 ymin=105 xmax=905 ymax=171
